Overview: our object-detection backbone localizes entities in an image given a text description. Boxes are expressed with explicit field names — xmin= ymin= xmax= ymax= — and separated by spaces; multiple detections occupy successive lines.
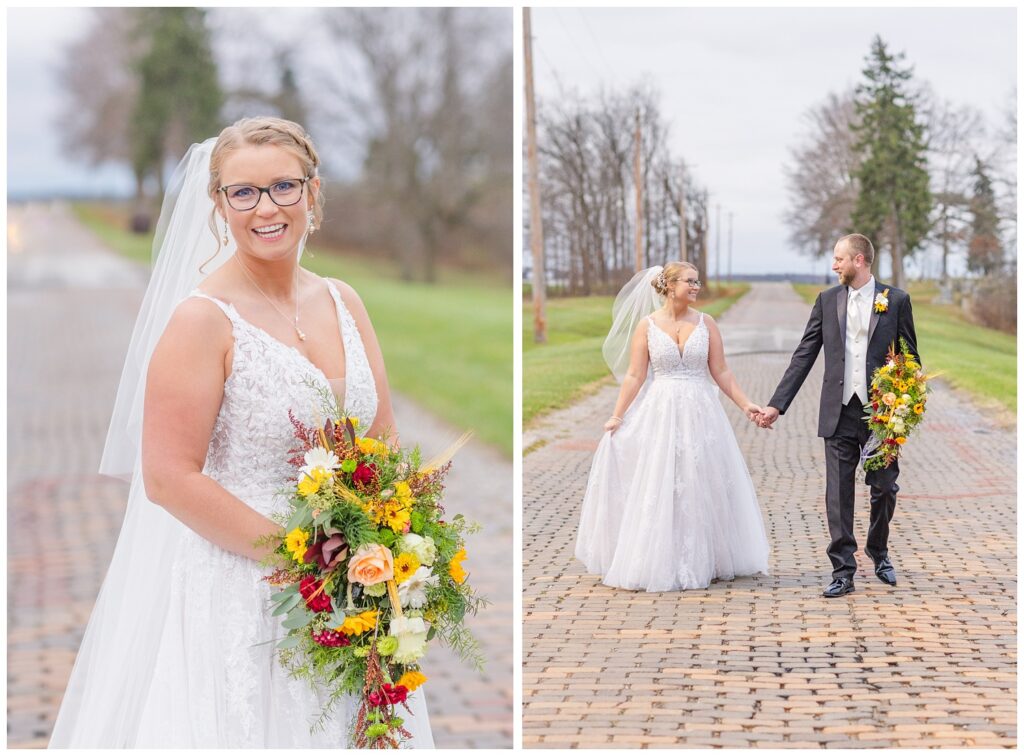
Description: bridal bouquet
xmin=262 ymin=392 xmax=483 ymax=748
xmin=862 ymin=338 xmax=933 ymax=472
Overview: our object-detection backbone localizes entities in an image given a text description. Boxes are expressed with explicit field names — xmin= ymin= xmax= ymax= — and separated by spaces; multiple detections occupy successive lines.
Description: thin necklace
xmin=234 ymin=255 xmax=306 ymax=341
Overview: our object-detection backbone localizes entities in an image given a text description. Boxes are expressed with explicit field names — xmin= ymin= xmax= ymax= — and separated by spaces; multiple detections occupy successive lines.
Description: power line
xmin=577 ymin=10 xmax=618 ymax=84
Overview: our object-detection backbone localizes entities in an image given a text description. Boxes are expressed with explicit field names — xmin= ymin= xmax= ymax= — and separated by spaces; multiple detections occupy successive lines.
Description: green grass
xmin=792 ymin=282 xmax=1016 ymax=415
xmin=523 ymin=284 xmax=751 ymax=424
xmin=71 ymin=202 xmax=513 ymax=455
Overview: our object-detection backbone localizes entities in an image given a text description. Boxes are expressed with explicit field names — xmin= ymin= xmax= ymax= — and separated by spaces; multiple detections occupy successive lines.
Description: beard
xmin=836 ymin=270 xmax=853 ymax=286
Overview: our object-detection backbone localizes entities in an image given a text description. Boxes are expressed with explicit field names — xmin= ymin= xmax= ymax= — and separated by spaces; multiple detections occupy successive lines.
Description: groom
xmin=757 ymin=234 xmax=919 ymax=598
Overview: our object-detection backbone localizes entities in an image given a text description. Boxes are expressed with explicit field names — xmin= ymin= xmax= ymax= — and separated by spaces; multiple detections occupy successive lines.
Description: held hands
xmin=755 ymin=405 xmax=780 ymax=430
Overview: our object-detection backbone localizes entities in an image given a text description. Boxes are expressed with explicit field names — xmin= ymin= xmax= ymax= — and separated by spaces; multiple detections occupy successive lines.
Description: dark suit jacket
xmin=768 ymin=281 xmax=920 ymax=438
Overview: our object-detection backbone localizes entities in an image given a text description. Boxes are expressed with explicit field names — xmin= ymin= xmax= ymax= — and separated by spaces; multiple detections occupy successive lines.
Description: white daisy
xmin=397 ymin=565 xmax=438 ymax=609
xmin=300 ymin=446 xmax=341 ymax=479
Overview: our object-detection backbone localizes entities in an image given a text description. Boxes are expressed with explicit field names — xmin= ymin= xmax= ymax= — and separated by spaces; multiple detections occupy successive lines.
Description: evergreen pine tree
xmin=851 ymin=36 xmax=931 ymax=288
xmin=967 ymin=157 xmax=1003 ymax=275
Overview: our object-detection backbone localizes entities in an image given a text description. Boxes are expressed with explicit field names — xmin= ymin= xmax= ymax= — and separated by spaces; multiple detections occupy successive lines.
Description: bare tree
xmin=782 ymin=91 xmax=860 ymax=260
xmin=920 ymin=91 xmax=984 ymax=282
xmin=535 ymin=84 xmax=705 ymax=295
xmin=55 ymin=9 xmax=143 ymax=188
xmin=318 ymin=8 xmax=512 ymax=282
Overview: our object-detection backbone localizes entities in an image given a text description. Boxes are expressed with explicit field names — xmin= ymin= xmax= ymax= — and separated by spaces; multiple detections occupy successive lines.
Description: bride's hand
xmin=604 ymin=416 xmax=623 ymax=433
xmin=744 ymin=403 xmax=763 ymax=423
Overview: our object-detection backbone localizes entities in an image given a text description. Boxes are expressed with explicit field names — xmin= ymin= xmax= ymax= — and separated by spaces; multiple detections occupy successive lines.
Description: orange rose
xmin=347 ymin=543 xmax=395 ymax=586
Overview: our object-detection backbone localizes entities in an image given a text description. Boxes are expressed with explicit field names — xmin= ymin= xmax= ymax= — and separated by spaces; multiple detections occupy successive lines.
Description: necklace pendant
xmin=296 ymin=326 xmax=307 ymax=342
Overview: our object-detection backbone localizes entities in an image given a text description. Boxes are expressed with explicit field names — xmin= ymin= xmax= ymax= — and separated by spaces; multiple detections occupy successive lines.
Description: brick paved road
xmin=7 ymin=202 xmax=512 ymax=748
xmin=523 ymin=282 xmax=1016 ymax=748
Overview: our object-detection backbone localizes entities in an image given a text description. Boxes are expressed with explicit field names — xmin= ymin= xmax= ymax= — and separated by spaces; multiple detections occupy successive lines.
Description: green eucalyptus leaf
xmin=270 ymin=584 xmax=299 ymax=603
xmin=272 ymin=592 xmax=303 ymax=616
xmin=276 ymin=635 xmax=301 ymax=650
xmin=285 ymin=504 xmax=312 ymax=532
xmin=281 ymin=608 xmax=315 ymax=630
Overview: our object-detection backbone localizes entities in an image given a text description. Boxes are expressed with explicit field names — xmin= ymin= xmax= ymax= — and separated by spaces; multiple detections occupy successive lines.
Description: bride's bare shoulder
xmin=161 ymin=295 xmax=233 ymax=350
xmin=325 ymin=276 xmax=370 ymax=319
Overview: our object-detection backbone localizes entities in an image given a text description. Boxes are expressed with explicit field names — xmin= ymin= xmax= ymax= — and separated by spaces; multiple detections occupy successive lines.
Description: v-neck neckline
xmin=650 ymin=314 xmax=703 ymax=356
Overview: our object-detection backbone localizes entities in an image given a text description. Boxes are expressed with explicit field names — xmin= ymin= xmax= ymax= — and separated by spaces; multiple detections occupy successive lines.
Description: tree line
xmin=58 ymin=7 xmax=512 ymax=281
xmin=784 ymin=35 xmax=1016 ymax=290
xmin=530 ymin=86 xmax=713 ymax=296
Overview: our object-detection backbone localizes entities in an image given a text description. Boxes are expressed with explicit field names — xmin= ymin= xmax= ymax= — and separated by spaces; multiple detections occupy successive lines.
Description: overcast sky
xmin=531 ymin=7 xmax=1016 ymax=276
xmin=6 ymin=7 xmax=318 ymax=199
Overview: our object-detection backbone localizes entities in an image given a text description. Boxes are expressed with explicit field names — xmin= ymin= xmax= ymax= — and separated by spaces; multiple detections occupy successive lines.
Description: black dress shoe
xmin=873 ymin=556 xmax=897 ymax=586
xmin=823 ymin=576 xmax=855 ymax=598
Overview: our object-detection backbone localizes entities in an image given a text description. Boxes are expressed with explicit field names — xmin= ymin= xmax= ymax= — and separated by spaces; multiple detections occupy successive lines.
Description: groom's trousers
xmin=823 ymin=396 xmax=900 ymax=579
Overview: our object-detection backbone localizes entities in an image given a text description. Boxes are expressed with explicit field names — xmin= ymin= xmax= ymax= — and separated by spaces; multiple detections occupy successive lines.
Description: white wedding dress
xmin=575 ymin=312 xmax=770 ymax=592
xmin=52 ymin=279 xmax=433 ymax=747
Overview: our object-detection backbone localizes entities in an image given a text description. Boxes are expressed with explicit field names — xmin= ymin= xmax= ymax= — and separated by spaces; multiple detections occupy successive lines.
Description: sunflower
xmin=394 ymin=552 xmax=421 ymax=583
xmin=285 ymin=528 xmax=310 ymax=563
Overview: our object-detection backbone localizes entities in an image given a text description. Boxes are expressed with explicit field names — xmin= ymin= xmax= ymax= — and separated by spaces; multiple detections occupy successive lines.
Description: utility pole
xmin=714 ymin=203 xmax=721 ymax=292
xmin=633 ymin=107 xmax=643 ymax=272
xmin=727 ymin=211 xmax=733 ymax=285
xmin=699 ymin=190 xmax=709 ymax=286
xmin=678 ymin=164 xmax=687 ymax=262
xmin=524 ymin=8 xmax=546 ymax=344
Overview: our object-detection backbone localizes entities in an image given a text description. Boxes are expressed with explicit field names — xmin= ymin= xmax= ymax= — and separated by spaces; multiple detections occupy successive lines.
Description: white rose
xmin=389 ymin=616 xmax=428 ymax=663
xmin=399 ymin=534 xmax=437 ymax=566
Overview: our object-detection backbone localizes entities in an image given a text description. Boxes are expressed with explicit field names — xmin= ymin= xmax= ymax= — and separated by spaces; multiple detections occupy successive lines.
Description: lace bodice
xmin=189 ymin=280 xmax=378 ymax=506
xmin=646 ymin=312 xmax=710 ymax=381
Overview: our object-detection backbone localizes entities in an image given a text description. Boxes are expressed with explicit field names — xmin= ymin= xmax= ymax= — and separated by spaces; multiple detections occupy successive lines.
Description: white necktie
xmin=848 ymin=289 xmax=863 ymax=338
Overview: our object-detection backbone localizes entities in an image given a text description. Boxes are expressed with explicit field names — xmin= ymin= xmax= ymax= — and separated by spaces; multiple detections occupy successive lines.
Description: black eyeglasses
xmin=218 ymin=177 xmax=310 ymax=211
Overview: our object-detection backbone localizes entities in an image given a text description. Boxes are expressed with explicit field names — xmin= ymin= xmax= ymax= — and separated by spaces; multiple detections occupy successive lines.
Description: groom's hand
xmin=758 ymin=406 xmax=780 ymax=429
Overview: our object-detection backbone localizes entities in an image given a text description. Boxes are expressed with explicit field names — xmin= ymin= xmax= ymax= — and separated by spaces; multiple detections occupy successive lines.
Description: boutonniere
xmin=874 ymin=288 xmax=890 ymax=313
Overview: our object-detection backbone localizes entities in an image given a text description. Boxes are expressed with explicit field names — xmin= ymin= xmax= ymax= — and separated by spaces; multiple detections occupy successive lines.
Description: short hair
xmin=838 ymin=233 xmax=875 ymax=265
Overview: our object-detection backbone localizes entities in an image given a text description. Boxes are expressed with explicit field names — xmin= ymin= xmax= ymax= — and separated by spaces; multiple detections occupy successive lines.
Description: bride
xmin=575 ymin=262 xmax=771 ymax=592
xmin=49 ymin=117 xmax=433 ymax=747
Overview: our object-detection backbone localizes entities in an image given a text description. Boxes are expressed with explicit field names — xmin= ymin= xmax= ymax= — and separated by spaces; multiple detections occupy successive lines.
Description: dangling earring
xmin=306 ymin=208 xmax=315 ymax=233
xmin=222 ymin=217 xmax=229 ymax=246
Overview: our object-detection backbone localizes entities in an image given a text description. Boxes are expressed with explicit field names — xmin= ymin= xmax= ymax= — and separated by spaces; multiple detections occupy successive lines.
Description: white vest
xmin=842 ymin=277 xmax=874 ymax=405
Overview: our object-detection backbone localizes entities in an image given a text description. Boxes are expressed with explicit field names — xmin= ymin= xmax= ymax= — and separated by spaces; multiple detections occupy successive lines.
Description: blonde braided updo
xmin=206 ymin=116 xmax=324 ymax=250
xmin=652 ymin=261 xmax=699 ymax=297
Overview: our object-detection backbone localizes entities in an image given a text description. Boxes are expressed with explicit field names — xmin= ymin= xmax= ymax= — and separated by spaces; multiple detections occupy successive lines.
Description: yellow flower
xmin=895 ymin=437 xmax=907 ymax=445
xmin=394 ymin=481 xmax=413 ymax=503
xmin=384 ymin=500 xmax=411 ymax=532
xmin=337 ymin=609 xmax=378 ymax=636
xmin=449 ymin=548 xmax=468 ymax=585
xmin=356 ymin=437 xmax=389 ymax=457
xmin=913 ymin=404 xmax=924 ymax=414
xmin=397 ymin=670 xmax=427 ymax=692
xmin=285 ymin=528 xmax=309 ymax=563
xmin=394 ymin=552 xmax=421 ymax=583
xmin=297 ymin=467 xmax=332 ymax=497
